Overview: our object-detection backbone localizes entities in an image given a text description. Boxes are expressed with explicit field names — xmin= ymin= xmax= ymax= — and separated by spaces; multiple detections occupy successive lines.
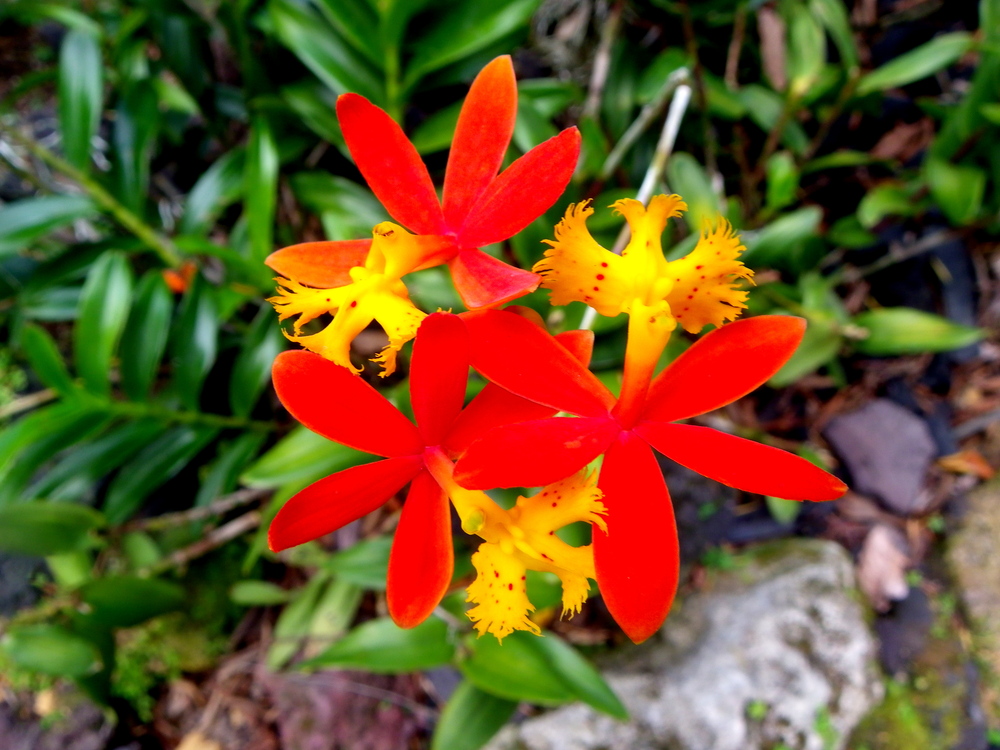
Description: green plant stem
xmin=0 ymin=125 xmax=183 ymax=268
xmin=753 ymin=92 xmax=802 ymax=184
xmin=384 ymin=44 xmax=402 ymax=122
xmin=100 ymin=400 xmax=276 ymax=432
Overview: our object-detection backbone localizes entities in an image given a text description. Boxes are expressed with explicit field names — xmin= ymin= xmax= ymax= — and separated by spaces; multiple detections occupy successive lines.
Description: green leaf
xmin=78 ymin=577 xmax=185 ymax=628
xmin=324 ymin=535 xmax=392 ymax=589
xmin=742 ymin=207 xmax=822 ymax=270
xmin=102 ymin=425 xmax=219 ymax=524
xmin=769 ymin=314 xmax=842 ymax=386
xmin=20 ymin=324 xmax=76 ymax=396
xmin=304 ymin=578 xmax=363 ymax=655
xmin=856 ymin=32 xmax=974 ymax=96
xmin=245 ymin=116 xmax=279 ymax=265
xmin=827 ymin=215 xmax=876 ymax=249
xmin=403 ymin=0 xmax=540 ymax=87
xmin=0 ymin=502 xmax=104 ymax=556
xmin=180 ymin=149 xmax=246 ymax=236
xmin=529 ymin=633 xmax=627 ymax=718
xmin=269 ymin=0 xmax=383 ymax=101
xmin=230 ymin=305 xmax=284 ymax=417
xmin=786 ymin=3 xmax=826 ymax=95
xmin=74 ymin=251 xmax=134 ymax=397
xmin=0 ymin=196 xmax=98 ymax=257
xmin=194 ymin=431 xmax=267 ymax=507
xmin=289 ymin=172 xmax=387 ymax=241
xmin=113 ymin=82 xmax=159 ymax=213
xmin=300 ymin=616 xmax=454 ymax=673
xmin=924 ymin=158 xmax=986 ymax=226
xmin=853 ymin=308 xmax=984 ymax=355
xmin=241 ymin=425 xmax=371 ymax=489
xmin=58 ymin=29 xmax=103 ymax=170
xmin=120 ymin=271 xmax=173 ymax=402
xmin=809 ymin=0 xmax=859 ymax=69
xmin=665 ymin=153 xmax=719 ymax=230
xmin=9 ymin=2 xmax=103 ymax=35
xmin=268 ymin=571 xmax=331 ymax=670
xmin=281 ymin=81 xmax=345 ymax=147
xmin=432 ymin=680 xmax=518 ymax=750
xmin=311 ymin=0 xmax=381 ymax=67
xmin=230 ymin=580 xmax=294 ymax=606
xmin=30 ymin=419 xmax=163 ymax=503
xmin=766 ymin=496 xmax=802 ymax=524
xmin=738 ymin=85 xmax=810 ymax=155
xmin=857 ymin=184 xmax=918 ymax=228
xmin=2 ymin=625 xmax=102 ymax=677
xmin=458 ymin=631 xmax=577 ymax=705
xmin=765 ymin=151 xmax=799 ymax=213
xmin=170 ymin=274 xmax=218 ymax=410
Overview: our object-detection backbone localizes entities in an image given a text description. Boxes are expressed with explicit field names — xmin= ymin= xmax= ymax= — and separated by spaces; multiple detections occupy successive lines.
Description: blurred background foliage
xmin=0 ymin=0 xmax=995 ymax=746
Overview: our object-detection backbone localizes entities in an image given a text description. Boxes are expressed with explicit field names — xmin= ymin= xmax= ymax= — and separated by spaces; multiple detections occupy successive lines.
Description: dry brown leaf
xmin=176 ymin=731 xmax=222 ymax=750
xmin=857 ymin=524 xmax=910 ymax=611
xmin=938 ymin=448 xmax=996 ymax=479
xmin=757 ymin=5 xmax=787 ymax=91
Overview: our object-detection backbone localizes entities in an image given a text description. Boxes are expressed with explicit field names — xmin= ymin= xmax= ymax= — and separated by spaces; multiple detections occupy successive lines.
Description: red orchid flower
xmin=268 ymin=312 xmax=593 ymax=628
xmin=266 ymin=56 xmax=581 ymax=309
xmin=453 ymin=310 xmax=847 ymax=643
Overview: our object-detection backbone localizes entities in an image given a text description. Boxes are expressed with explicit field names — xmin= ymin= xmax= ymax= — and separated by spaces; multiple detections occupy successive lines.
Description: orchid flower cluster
xmin=265 ymin=56 xmax=847 ymax=644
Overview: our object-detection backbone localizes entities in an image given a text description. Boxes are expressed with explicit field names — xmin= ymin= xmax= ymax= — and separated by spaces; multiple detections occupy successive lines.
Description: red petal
xmin=554 ymin=329 xmax=594 ymax=368
xmin=337 ymin=93 xmax=445 ymax=235
xmin=272 ymin=350 xmax=423 ymax=457
xmin=442 ymin=56 xmax=517 ymax=230
xmin=387 ymin=469 xmax=454 ymax=628
xmin=453 ymin=416 xmax=618 ymax=490
xmin=410 ymin=313 xmax=469 ymax=446
xmin=448 ymin=249 xmax=540 ymax=309
xmin=266 ymin=240 xmax=371 ymax=288
xmin=635 ymin=423 xmax=847 ymax=501
xmin=464 ymin=309 xmax=615 ymax=417
xmin=456 ymin=127 xmax=581 ymax=248
xmin=594 ymin=433 xmax=679 ymax=644
xmin=268 ymin=457 xmax=422 ymax=551
xmin=643 ymin=316 xmax=807 ymax=423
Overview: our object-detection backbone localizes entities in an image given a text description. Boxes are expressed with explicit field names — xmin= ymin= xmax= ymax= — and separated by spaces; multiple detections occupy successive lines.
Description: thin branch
xmin=141 ymin=511 xmax=262 ymax=576
xmin=0 ymin=389 xmax=56 ymax=420
xmin=124 ymin=488 xmax=271 ymax=532
xmin=725 ymin=4 xmax=748 ymax=90
xmin=582 ymin=2 xmax=624 ymax=120
xmin=0 ymin=123 xmax=183 ymax=268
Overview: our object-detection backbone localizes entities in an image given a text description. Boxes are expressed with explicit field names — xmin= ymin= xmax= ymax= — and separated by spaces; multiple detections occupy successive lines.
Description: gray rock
xmin=823 ymin=399 xmax=936 ymax=515
xmin=486 ymin=539 xmax=882 ymax=750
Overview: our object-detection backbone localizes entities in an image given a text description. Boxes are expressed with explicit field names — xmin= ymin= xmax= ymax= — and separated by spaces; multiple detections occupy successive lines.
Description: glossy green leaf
xmin=403 ymin=0 xmax=540 ymax=87
xmin=0 ymin=502 xmax=104 ymax=556
xmin=121 ymin=531 xmax=161 ymax=570
xmin=31 ymin=419 xmax=163 ymax=503
xmin=170 ymin=274 xmax=218 ymax=410
xmin=853 ymin=308 xmax=984 ymax=355
xmin=194 ymin=431 xmax=267 ymax=508
xmin=74 ymin=251 xmax=134 ymax=396
xmin=241 ymin=425 xmax=371 ymax=489
xmin=0 ymin=407 xmax=109 ymax=506
xmin=324 ymin=535 xmax=392 ymax=590
xmin=230 ymin=305 xmax=285 ymax=417
xmin=857 ymin=184 xmax=917 ymax=228
xmin=102 ymin=425 xmax=219 ymax=524
xmin=20 ymin=324 xmax=76 ymax=396
xmin=2 ymin=625 xmax=102 ymax=677
xmin=281 ymin=81 xmax=345 ymax=147
xmin=269 ymin=0 xmax=382 ymax=101
xmin=432 ymin=680 xmax=518 ymax=750
xmin=268 ymin=571 xmax=331 ymax=670
xmin=766 ymin=496 xmax=802 ymax=524
xmin=765 ymin=152 xmax=799 ymax=212
xmin=665 ymin=152 xmax=719 ymax=230
xmin=311 ymin=0 xmax=381 ymax=67
xmin=10 ymin=2 xmax=103 ymax=35
xmin=300 ymin=616 xmax=454 ymax=673
xmin=245 ymin=116 xmax=279 ymax=265
xmin=113 ymin=82 xmax=159 ymax=213
xmin=513 ymin=97 xmax=558 ymax=153
xmin=291 ymin=172 xmax=387 ymax=241
xmin=802 ymin=150 xmax=878 ymax=173
xmin=742 ymin=207 xmax=822 ymax=270
xmin=856 ymin=32 xmax=974 ymax=96
xmin=180 ymin=149 xmax=246 ymax=236
xmin=79 ymin=577 xmax=185 ymax=628
xmin=120 ymin=271 xmax=173 ymax=402
xmin=230 ymin=580 xmax=294 ymax=606
xmin=924 ymin=158 xmax=986 ymax=226
xmin=19 ymin=287 xmax=82 ymax=321
xmin=459 ymin=631 xmax=576 ymax=705
xmin=304 ymin=578 xmax=363 ymax=655
xmin=58 ymin=29 xmax=103 ymax=170
xmin=827 ymin=215 xmax=876 ymax=249
xmin=809 ymin=0 xmax=859 ymax=69
xmin=530 ymin=633 xmax=627 ymax=718
xmin=0 ymin=196 xmax=98 ymax=257
xmin=769 ymin=314 xmax=842 ymax=386
xmin=786 ymin=3 xmax=825 ymax=95
xmin=738 ymin=85 xmax=810 ymax=155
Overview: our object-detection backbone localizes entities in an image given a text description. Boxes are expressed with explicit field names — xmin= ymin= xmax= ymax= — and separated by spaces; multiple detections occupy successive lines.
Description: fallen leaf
xmin=937 ymin=448 xmax=996 ymax=479
xmin=176 ymin=731 xmax=222 ymax=750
